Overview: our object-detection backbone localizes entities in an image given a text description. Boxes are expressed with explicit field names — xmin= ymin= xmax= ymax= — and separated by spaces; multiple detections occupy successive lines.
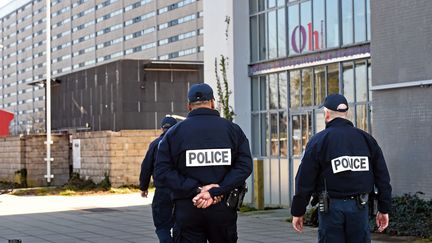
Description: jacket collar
xmin=325 ymin=117 xmax=354 ymax=129
xmin=187 ymin=108 xmax=220 ymax=118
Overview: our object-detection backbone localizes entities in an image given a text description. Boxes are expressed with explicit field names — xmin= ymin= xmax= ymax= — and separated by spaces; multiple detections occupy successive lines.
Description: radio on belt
xmin=186 ymin=148 xmax=231 ymax=167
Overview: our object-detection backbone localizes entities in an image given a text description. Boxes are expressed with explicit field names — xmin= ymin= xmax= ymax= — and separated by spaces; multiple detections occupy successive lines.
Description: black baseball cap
xmin=160 ymin=116 xmax=177 ymax=129
xmin=320 ymin=94 xmax=349 ymax=112
xmin=188 ymin=83 xmax=214 ymax=102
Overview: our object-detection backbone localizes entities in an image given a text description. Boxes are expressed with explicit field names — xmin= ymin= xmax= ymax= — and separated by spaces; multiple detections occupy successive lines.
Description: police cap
xmin=161 ymin=116 xmax=177 ymax=129
xmin=321 ymin=94 xmax=349 ymax=112
xmin=188 ymin=83 xmax=214 ymax=102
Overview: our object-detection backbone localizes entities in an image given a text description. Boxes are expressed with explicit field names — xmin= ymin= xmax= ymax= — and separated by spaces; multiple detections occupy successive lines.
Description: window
xmin=268 ymin=10 xmax=277 ymax=59
xmin=251 ymin=60 xmax=370 ymax=158
xmin=277 ymin=8 xmax=286 ymax=57
xmin=342 ymin=62 xmax=354 ymax=102
xmin=354 ymin=0 xmax=366 ymax=42
xmin=250 ymin=15 xmax=258 ymax=62
xmin=314 ymin=66 xmax=326 ymax=105
xmin=290 ymin=70 xmax=300 ymax=108
xmin=300 ymin=1 xmax=311 ymax=54
xmin=288 ymin=4 xmax=299 ymax=55
xmin=355 ymin=60 xmax=367 ymax=102
xmin=301 ymin=68 xmax=312 ymax=106
xmin=269 ymin=74 xmax=278 ymax=109
xmin=342 ymin=0 xmax=354 ymax=45
xmin=258 ymin=13 xmax=266 ymax=60
xmin=313 ymin=0 xmax=325 ymax=50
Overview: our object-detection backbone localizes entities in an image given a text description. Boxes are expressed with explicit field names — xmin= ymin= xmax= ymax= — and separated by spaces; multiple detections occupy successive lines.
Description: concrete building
xmin=51 ymin=59 xmax=203 ymax=131
xmin=204 ymin=0 xmax=432 ymax=207
xmin=0 ymin=0 xmax=203 ymax=135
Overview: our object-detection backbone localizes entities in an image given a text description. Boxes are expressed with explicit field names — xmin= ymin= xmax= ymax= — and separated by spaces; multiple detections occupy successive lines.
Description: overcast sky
xmin=0 ymin=0 xmax=12 ymax=9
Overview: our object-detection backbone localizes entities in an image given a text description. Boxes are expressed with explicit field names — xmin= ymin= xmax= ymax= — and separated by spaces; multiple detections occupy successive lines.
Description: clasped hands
xmin=192 ymin=184 xmax=223 ymax=209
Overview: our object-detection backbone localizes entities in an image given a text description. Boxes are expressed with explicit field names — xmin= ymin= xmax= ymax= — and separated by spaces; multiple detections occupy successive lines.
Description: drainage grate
xmin=80 ymin=208 xmax=120 ymax=213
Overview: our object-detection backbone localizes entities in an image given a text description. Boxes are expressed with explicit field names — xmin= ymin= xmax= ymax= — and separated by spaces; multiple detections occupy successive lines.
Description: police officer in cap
xmin=140 ymin=116 xmax=177 ymax=243
xmin=154 ymin=83 xmax=253 ymax=243
xmin=291 ymin=94 xmax=392 ymax=243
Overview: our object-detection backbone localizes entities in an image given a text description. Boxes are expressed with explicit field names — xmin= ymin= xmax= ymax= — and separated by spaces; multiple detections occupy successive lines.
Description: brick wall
xmin=25 ymin=135 xmax=70 ymax=187
xmin=72 ymin=130 xmax=159 ymax=187
xmin=0 ymin=134 xmax=69 ymax=186
xmin=0 ymin=136 xmax=25 ymax=183
xmin=0 ymin=130 xmax=159 ymax=187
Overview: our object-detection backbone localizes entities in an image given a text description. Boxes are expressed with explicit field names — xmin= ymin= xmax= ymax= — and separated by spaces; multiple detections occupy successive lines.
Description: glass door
xmin=289 ymin=110 xmax=313 ymax=203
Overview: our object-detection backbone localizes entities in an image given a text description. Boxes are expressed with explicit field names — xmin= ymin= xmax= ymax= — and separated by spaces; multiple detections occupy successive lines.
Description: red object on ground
xmin=0 ymin=109 xmax=14 ymax=137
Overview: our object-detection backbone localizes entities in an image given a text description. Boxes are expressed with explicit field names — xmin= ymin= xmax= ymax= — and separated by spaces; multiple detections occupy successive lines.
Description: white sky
xmin=0 ymin=0 xmax=32 ymax=18
xmin=0 ymin=0 xmax=13 ymax=9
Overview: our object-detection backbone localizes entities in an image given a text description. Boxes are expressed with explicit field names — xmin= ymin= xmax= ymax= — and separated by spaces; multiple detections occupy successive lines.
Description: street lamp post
xmin=44 ymin=0 xmax=53 ymax=184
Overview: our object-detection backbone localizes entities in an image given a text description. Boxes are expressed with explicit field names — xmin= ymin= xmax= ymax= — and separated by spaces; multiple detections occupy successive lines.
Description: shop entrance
xmin=288 ymin=109 xmax=325 ymax=202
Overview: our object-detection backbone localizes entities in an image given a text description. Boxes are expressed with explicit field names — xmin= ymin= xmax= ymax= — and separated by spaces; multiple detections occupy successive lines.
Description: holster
xmin=226 ymin=182 xmax=248 ymax=211
xmin=356 ymin=193 xmax=369 ymax=209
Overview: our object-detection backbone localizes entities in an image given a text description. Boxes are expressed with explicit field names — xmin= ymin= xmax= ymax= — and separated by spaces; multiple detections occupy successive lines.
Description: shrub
xmin=64 ymin=173 xmax=96 ymax=191
xmin=386 ymin=192 xmax=432 ymax=239
xmin=98 ymin=173 xmax=111 ymax=191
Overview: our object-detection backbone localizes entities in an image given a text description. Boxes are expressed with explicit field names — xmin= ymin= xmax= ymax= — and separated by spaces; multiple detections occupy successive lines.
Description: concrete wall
xmin=373 ymin=88 xmax=432 ymax=198
xmin=203 ymin=0 xmax=251 ymax=138
xmin=371 ymin=0 xmax=432 ymax=198
xmin=72 ymin=130 xmax=159 ymax=187
xmin=203 ymin=0 xmax=252 ymax=203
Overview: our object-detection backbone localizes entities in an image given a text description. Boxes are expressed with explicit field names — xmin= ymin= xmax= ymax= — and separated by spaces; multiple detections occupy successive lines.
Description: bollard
xmin=253 ymin=159 xmax=264 ymax=210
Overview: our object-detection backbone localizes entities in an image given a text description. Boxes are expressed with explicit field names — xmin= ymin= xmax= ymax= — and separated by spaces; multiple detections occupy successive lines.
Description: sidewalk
xmin=0 ymin=192 xmax=416 ymax=243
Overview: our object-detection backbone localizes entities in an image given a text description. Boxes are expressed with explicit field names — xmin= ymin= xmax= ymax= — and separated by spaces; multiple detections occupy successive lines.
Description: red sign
xmin=291 ymin=22 xmax=322 ymax=53
xmin=0 ymin=109 xmax=14 ymax=137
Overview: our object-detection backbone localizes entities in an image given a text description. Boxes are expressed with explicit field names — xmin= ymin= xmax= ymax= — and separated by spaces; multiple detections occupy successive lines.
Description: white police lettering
xmin=186 ymin=149 xmax=231 ymax=167
xmin=331 ymin=156 xmax=369 ymax=174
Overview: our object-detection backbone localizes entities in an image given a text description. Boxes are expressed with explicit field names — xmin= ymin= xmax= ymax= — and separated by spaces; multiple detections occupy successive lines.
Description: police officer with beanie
xmin=291 ymin=94 xmax=392 ymax=243
xmin=140 ymin=116 xmax=177 ymax=243
xmin=154 ymin=83 xmax=253 ymax=243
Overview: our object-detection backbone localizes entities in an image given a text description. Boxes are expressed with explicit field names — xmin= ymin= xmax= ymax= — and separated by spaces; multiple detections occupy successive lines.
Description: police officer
xmin=291 ymin=94 xmax=392 ymax=243
xmin=154 ymin=83 xmax=253 ymax=243
xmin=140 ymin=116 xmax=177 ymax=243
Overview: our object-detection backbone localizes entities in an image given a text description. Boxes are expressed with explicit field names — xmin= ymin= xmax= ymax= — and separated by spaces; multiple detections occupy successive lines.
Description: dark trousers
xmin=173 ymin=199 xmax=238 ymax=243
xmin=152 ymin=187 xmax=174 ymax=243
xmin=318 ymin=198 xmax=371 ymax=243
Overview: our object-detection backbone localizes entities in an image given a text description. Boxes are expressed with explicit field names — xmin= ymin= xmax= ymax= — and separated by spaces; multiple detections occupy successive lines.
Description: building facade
xmin=370 ymin=0 xmax=432 ymax=198
xmin=51 ymin=59 xmax=203 ymax=131
xmin=0 ymin=0 xmax=203 ymax=134
xmin=205 ymin=0 xmax=432 ymax=207
xmin=249 ymin=0 xmax=371 ymax=206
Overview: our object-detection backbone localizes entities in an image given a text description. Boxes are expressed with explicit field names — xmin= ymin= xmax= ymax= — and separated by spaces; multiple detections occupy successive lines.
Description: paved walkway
xmin=0 ymin=192 xmax=415 ymax=243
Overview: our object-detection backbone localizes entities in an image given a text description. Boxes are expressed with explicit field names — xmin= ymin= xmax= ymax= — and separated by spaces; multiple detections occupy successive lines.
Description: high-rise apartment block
xmin=0 ymin=0 xmax=203 ymax=134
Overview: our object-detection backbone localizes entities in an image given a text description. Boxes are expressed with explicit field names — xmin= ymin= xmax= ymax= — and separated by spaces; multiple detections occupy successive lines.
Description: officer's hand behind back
xmin=193 ymin=191 xmax=214 ymax=208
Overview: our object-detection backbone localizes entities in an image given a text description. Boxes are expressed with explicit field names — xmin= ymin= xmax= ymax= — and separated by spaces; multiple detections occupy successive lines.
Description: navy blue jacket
xmin=154 ymin=108 xmax=253 ymax=200
xmin=139 ymin=132 xmax=165 ymax=191
xmin=291 ymin=118 xmax=392 ymax=216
